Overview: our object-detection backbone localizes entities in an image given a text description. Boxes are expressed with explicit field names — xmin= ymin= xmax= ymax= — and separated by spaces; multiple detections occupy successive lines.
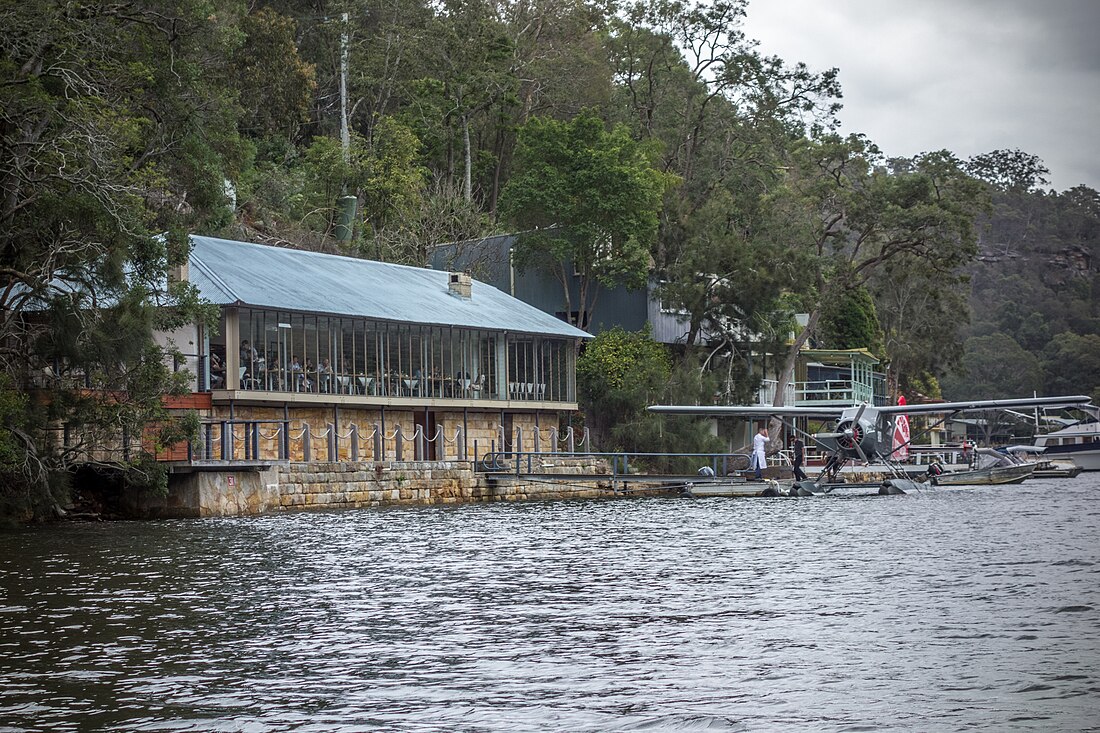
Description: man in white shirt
xmin=751 ymin=426 xmax=770 ymax=479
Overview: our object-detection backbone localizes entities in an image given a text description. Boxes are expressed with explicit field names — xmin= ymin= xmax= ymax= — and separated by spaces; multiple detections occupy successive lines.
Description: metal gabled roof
xmin=188 ymin=235 xmax=591 ymax=339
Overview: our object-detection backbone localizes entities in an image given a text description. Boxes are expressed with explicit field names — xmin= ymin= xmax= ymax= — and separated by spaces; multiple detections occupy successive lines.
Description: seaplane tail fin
xmin=892 ymin=396 xmax=910 ymax=460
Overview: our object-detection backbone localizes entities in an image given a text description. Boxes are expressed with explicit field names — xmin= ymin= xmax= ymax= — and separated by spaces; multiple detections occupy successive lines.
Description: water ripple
xmin=1 ymin=477 xmax=1099 ymax=732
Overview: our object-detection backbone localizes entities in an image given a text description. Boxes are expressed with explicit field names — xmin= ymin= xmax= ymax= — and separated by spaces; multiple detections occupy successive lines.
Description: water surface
xmin=2 ymin=476 xmax=1099 ymax=731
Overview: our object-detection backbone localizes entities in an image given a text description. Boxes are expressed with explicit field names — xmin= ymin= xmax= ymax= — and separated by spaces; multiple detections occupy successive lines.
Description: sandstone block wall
xmin=157 ymin=459 xmax=626 ymax=518
xmin=274 ymin=460 xmax=619 ymax=511
xmin=484 ymin=475 xmax=615 ymax=502
xmin=277 ymin=461 xmax=466 ymax=509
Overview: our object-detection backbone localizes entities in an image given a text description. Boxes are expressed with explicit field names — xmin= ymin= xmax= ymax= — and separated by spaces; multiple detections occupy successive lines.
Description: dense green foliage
xmin=2 ymin=0 xmax=1096 ymax=516
xmin=1 ymin=1 xmax=233 ymax=516
xmin=868 ymin=253 xmax=969 ymax=398
xmin=762 ymin=140 xmax=989 ymax=407
xmin=577 ymin=328 xmax=723 ymax=467
xmin=817 ymin=286 xmax=885 ymax=355
xmin=501 ymin=111 xmax=673 ymax=328
xmin=945 ymin=182 xmax=1100 ymax=401
xmin=940 ymin=333 xmax=1043 ymax=401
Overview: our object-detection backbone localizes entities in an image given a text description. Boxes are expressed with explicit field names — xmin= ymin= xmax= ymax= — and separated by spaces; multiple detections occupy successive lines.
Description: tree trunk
xmin=773 ymin=308 xmax=818 ymax=408
xmin=769 ymin=308 xmax=820 ymax=437
xmin=558 ymin=262 xmax=573 ymax=325
xmin=577 ymin=273 xmax=590 ymax=331
xmin=462 ymin=113 xmax=472 ymax=203
xmin=584 ymin=281 xmax=602 ymax=333
xmin=686 ymin=310 xmax=703 ymax=347
xmin=489 ymin=126 xmax=506 ymax=214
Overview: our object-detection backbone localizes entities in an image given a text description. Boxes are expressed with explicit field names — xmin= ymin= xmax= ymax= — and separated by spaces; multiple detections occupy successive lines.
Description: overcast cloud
xmin=743 ymin=0 xmax=1100 ymax=192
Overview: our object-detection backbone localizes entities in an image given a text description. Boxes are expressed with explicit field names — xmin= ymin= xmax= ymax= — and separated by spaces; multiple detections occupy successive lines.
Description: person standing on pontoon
xmin=791 ymin=435 xmax=808 ymax=482
xmin=750 ymin=426 xmax=770 ymax=479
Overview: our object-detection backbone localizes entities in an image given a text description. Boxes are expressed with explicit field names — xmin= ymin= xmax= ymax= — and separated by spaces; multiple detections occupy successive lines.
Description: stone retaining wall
xmin=278 ymin=461 xmax=482 ymax=509
xmin=157 ymin=458 xmax=618 ymax=518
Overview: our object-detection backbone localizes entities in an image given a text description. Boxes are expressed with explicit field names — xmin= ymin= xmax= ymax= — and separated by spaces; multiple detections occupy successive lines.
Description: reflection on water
xmin=1 ymin=477 xmax=1099 ymax=732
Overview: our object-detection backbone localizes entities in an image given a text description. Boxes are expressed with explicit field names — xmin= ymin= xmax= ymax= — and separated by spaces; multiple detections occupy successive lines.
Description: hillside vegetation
xmin=2 ymin=1 xmax=1097 ymax=515
xmin=943 ymin=182 xmax=1100 ymax=400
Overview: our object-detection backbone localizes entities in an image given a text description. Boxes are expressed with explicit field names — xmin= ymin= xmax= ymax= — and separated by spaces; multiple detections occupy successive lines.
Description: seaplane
xmin=648 ymin=394 xmax=1094 ymax=496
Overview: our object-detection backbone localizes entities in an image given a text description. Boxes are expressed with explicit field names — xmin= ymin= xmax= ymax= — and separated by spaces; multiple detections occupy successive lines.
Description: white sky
xmin=743 ymin=0 xmax=1100 ymax=192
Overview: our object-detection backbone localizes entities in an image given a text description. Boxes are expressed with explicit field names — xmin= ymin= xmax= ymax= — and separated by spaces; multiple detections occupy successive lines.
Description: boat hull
xmin=1033 ymin=420 xmax=1100 ymax=470
xmin=1038 ymin=444 xmax=1100 ymax=471
xmin=933 ymin=463 xmax=1036 ymax=486
xmin=1032 ymin=466 xmax=1084 ymax=479
xmin=1030 ymin=459 xmax=1085 ymax=479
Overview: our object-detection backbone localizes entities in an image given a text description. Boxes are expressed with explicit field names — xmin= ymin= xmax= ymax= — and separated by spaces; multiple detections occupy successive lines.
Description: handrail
xmin=477 ymin=450 xmax=754 ymax=479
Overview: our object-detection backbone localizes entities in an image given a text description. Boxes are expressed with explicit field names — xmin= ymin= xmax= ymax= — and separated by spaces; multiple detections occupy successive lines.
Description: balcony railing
xmin=756 ymin=379 xmax=796 ymax=406
xmin=799 ymin=380 xmax=866 ymax=405
xmin=755 ymin=380 xmax=883 ymax=407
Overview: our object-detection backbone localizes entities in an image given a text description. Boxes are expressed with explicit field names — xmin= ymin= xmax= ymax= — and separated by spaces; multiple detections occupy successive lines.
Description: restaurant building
xmin=168 ymin=235 xmax=590 ymax=461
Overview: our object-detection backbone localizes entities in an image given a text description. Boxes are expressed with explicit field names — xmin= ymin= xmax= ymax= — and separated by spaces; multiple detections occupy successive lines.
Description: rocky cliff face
xmin=964 ymin=186 xmax=1099 ymax=351
xmin=975 ymin=243 xmax=1094 ymax=287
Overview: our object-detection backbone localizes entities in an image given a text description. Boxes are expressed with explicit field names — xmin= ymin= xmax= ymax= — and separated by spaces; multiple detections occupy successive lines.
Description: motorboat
xmin=931 ymin=448 xmax=1036 ymax=486
xmin=1031 ymin=420 xmax=1100 ymax=471
xmin=1003 ymin=445 xmax=1084 ymax=479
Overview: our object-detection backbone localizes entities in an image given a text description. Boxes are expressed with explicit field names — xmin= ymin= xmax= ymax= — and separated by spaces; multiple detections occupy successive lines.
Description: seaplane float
xmin=647 ymin=394 xmax=1093 ymax=496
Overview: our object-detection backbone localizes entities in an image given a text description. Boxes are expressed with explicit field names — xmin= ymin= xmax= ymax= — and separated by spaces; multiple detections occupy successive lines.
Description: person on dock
xmin=961 ymin=440 xmax=974 ymax=468
xmin=791 ymin=435 xmax=808 ymax=482
xmin=751 ymin=426 xmax=770 ymax=479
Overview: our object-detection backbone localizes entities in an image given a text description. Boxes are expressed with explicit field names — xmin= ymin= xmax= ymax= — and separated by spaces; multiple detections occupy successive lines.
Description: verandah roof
xmin=188 ymin=235 xmax=591 ymax=339
xmin=801 ymin=348 xmax=880 ymax=365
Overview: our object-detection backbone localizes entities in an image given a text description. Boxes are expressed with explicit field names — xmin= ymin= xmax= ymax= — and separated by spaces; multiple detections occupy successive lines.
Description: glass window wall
xmin=229 ymin=308 xmax=575 ymax=403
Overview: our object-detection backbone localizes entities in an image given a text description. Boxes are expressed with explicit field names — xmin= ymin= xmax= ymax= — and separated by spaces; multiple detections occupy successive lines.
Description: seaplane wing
xmin=647 ymin=405 xmax=845 ymax=418
xmin=873 ymin=395 xmax=1093 ymax=416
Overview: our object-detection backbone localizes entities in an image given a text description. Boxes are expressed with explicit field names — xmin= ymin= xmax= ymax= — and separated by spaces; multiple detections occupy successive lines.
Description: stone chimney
xmin=448 ymin=272 xmax=472 ymax=299
xmin=168 ymin=261 xmax=189 ymax=284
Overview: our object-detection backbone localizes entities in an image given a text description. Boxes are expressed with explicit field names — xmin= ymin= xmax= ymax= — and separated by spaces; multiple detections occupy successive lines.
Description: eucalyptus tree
xmin=232 ymin=7 xmax=318 ymax=139
xmin=868 ymin=254 xmax=970 ymax=397
xmin=816 ymin=285 xmax=884 ymax=354
xmin=965 ymin=149 xmax=1051 ymax=193
xmin=409 ymin=0 xmax=614 ymax=212
xmin=767 ymin=136 xmax=988 ymax=408
xmin=607 ymin=0 xmax=841 ymax=179
xmin=502 ymin=0 xmax=613 ymax=122
xmin=480 ymin=0 xmax=614 ymax=213
xmin=605 ymin=0 xmax=842 ymax=389
xmin=412 ymin=0 xmax=517 ymax=203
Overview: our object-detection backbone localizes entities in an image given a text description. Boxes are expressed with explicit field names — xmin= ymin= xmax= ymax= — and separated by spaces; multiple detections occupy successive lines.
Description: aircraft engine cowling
xmin=816 ymin=414 xmax=881 ymax=461
xmin=837 ymin=418 xmax=879 ymax=458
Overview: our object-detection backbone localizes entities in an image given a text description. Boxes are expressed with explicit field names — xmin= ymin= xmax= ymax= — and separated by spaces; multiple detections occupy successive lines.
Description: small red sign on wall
xmin=227 ymin=476 xmax=235 ymax=486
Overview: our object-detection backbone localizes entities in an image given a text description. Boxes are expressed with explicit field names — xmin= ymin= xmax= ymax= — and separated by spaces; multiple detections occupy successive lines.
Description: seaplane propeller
xmin=814 ymin=403 xmax=877 ymax=465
